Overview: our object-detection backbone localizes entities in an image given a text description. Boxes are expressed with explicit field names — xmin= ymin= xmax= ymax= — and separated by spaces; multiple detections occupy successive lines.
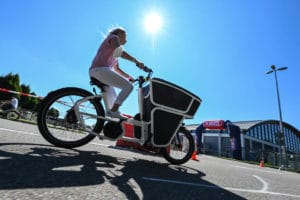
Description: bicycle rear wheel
xmin=37 ymin=87 xmax=105 ymax=148
xmin=161 ymin=127 xmax=195 ymax=165
xmin=5 ymin=110 xmax=20 ymax=120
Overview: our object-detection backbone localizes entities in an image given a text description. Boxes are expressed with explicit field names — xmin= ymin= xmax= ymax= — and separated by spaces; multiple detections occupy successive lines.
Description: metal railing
xmin=201 ymin=146 xmax=300 ymax=172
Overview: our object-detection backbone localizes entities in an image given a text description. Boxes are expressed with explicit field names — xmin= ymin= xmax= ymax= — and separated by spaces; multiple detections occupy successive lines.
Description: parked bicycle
xmin=0 ymin=101 xmax=20 ymax=120
xmin=37 ymin=67 xmax=202 ymax=165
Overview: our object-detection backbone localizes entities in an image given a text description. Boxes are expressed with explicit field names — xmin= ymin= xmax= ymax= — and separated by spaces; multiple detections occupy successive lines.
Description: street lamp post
xmin=266 ymin=65 xmax=288 ymax=170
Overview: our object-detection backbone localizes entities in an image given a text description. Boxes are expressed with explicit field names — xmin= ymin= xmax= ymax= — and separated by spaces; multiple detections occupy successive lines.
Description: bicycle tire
xmin=37 ymin=87 xmax=105 ymax=148
xmin=161 ymin=127 xmax=195 ymax=165
xmin=5 ymin=110 xmax=20 ymax=120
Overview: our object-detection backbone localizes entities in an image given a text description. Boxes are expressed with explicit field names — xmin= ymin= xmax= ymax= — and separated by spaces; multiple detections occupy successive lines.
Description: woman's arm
xmin=121 ymin=51 xmax=145 ymax=69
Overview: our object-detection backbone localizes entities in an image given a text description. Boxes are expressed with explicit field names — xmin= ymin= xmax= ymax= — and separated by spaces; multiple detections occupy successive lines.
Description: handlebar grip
xmin=143 ymin=66 xmax=153 ymax=73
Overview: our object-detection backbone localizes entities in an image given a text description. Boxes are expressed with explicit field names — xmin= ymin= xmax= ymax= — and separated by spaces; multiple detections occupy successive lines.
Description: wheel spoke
xmin=37 ymin=87 xmax=105 ymax=148
xmin=161 ymin=128 xmax=195 ymax=165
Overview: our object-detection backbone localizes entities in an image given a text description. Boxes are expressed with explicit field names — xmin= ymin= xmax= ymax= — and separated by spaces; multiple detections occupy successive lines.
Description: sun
xmin=144 ymin=12 xmax=163 ymax=34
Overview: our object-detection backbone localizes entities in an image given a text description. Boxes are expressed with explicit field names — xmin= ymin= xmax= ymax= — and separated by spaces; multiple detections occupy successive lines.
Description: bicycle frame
xmin=71 ymin=68 xmax=201 ymax=148
xmin=72 ymin=76 xmax=151 ymax=145
xmin=37 ymin=67 xmax=200 ymax=165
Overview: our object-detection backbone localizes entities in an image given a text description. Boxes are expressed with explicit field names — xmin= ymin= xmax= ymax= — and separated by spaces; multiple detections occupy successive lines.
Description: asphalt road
xmin=0 ymin=118 xmax=299 ymax=200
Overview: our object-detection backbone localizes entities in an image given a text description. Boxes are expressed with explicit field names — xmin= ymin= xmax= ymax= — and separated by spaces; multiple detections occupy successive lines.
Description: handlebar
xmin=142 ymin=66 xmax=152 ymax=73
xmin=132 ymin=66 xmax=153 ymax=86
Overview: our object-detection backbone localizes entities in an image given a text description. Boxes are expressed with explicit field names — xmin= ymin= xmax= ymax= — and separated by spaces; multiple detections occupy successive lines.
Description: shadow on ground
xmin=0 ymin=142 xmax=246 ymax=200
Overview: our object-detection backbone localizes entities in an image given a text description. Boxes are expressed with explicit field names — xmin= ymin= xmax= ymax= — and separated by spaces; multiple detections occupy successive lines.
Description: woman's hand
xmin=128 ymin=76 xmax=135 ymax=83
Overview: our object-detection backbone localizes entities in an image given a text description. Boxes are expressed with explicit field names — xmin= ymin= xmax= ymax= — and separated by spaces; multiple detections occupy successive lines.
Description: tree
xmin=0 ymin=73 xmax=21 ymax=100
xmin=48 ymin=107 xmax=59 ymax=118
xmin=0 ymin=73 xmax=40 ymax=111
xmin=20 ymin=84 xmax=39 ymax=110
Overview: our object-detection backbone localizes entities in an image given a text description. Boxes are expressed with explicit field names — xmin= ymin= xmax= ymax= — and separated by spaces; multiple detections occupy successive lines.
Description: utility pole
xmin=266 ymin=65 xmax=288 ymax=170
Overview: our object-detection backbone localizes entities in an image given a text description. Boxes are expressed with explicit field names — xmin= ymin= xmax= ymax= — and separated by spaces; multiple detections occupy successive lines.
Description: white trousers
xmin=89 ymin=67 xmax=133 ymax=110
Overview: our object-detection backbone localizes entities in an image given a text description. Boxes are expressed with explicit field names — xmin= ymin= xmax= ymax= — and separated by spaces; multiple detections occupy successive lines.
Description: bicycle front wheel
xmin=161 ymin=127 xmax=195 ymax=165
xmin=37 ymin=87 xmax=105 ymax=148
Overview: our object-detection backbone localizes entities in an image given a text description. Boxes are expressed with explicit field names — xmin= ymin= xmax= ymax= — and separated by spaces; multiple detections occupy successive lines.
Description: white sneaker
xmin=106 ymin=110 xmax=128 ymax=120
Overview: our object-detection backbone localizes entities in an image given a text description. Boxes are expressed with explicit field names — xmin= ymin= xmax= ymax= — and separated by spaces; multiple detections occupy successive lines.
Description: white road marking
xmin=225 ymin=175 xmax=269 ymax=193
xmin=142 ymin=177 xmax=220 ymax=189
xmin=2 ymin=127 xmax=300 ymax=198
xmin=127 ymin=178 xmax=144 ymax=200
xmin=52 ymin=165 xmax=83 ymax=172
xmin=0 ymin=127 xmax=37 ymax=135
xmin=0 ymin=157 xmax=11 ymax=160
xmin=230 ymin=164 xmax=283 ymax=175
xmin=0 ymin=127 xmax=110 ymax=147
xmin=143 ymin=175 xmax=300 ymax=199
xmin=253 ymin=175 xmax=268 ymax=192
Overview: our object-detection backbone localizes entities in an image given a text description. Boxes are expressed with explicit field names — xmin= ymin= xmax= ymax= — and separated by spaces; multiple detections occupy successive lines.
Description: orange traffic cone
xmin=259 ymin=159 xmax=264 ymax=168
xmin=191 ymin=151 xmax=199 ymax=161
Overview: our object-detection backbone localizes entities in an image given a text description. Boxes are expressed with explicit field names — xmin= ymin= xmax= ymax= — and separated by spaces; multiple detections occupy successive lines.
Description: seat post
xmin=90 ymin=77 xmax=110 ymax=111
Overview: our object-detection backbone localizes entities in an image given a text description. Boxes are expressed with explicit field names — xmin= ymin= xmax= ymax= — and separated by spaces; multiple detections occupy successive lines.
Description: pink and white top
xmin=90 ymin=34 xmax=120 ymax=69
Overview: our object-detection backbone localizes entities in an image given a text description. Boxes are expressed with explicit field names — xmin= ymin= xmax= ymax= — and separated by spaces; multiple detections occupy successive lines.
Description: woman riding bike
xmin=89 ymin=27 xmax=145 ymax=119
xmin=37 ymin=26 xmax=201 ymax=165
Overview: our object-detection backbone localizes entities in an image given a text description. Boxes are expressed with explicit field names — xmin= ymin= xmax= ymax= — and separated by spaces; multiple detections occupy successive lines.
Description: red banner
xmin=0 ymin=88 xmax=43 ymax=99
xmin=203 ymin=120 xmax=225 ymax=130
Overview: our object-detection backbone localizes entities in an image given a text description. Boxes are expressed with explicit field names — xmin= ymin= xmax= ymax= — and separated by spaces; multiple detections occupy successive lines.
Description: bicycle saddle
xmin=90 ymin=77 xmax=108 ymax=92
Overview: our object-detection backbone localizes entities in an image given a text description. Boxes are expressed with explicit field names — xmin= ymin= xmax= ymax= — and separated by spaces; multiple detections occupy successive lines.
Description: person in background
xmin=195 ymin=123 xmax=204 ymax=154
xmin=89 ymin=27 xmax=145 ymax=119
xmin=1 ymin=97 xmax=18 ymax=110
xmin=11 ymin=97 xmax=18 ymax=109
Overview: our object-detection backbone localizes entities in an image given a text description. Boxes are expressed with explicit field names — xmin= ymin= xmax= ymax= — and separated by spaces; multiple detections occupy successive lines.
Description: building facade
xmin=186 ymin=120 xmax=300 ymax=162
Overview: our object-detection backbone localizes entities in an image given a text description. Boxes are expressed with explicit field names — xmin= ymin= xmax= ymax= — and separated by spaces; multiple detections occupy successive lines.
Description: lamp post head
xmin=266 ymin=65 xmax=288 ymax=74
xmin=278 ymin=67 xmax=288 ymax=71
xmin=271 ymin=65 xmax=276 ymax=70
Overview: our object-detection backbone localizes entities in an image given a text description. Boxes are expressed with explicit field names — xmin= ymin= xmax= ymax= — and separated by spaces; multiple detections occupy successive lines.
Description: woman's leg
xmin=103 ymin=85 xmax=117 ymax=110
xmin=89 ymin=67 xmax=133 ymax=112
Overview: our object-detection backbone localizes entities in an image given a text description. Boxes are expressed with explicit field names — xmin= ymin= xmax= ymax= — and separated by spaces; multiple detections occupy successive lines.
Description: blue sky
xmin=1 ymin=0 xmax=300 ymax=130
